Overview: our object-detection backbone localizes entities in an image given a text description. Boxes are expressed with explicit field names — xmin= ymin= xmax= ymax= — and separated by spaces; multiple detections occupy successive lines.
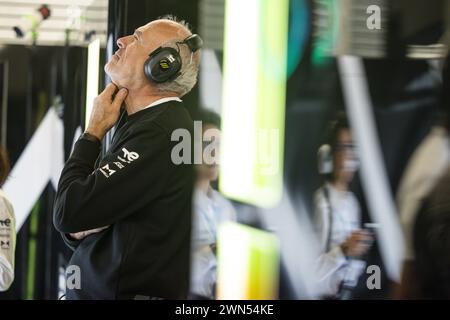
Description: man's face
xmin=105 ymin=20 xmax=189 ymax=90
xmin=104 ymin=23 xmax=152 ymax=89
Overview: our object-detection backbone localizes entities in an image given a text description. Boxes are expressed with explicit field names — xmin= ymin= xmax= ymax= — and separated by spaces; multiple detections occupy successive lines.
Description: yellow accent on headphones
xmin=159 ymin=60 xmax=170 ymax=70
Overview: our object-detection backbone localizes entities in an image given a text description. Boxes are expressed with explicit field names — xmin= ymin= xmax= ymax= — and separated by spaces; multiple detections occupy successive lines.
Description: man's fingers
xmin=102 ymin=83 xmax=119 ymax=98
xmin=112 ymin=88 xmax=128 ymax=109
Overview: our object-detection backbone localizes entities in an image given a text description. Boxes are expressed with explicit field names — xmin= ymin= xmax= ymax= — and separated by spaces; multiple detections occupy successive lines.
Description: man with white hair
xmin=53 ymin=16 xmax=202 ymax=299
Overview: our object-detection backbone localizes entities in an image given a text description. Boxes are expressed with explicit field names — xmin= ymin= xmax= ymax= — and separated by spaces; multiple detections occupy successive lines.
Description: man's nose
xmin=116 ymin=36 xmax=130 ymax=48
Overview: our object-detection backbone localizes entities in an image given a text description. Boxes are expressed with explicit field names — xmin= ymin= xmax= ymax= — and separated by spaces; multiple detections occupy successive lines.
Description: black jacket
xmin=53 ymin=101 xmax=194 ymax=299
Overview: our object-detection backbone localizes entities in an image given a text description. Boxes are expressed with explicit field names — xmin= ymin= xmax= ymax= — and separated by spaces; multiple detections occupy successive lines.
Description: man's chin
xmin=104 ymin=66 xmax=119 ymax=84
xmin=105 ymin=60 xmax=120 ymax=76
xmin=104 ymin=63 xmax=112 ymax=76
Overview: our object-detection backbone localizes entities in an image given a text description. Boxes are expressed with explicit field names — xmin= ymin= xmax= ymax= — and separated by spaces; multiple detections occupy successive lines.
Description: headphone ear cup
xmin=144 ymin=47 xmax=182 ymax=83
xmin=318 ymin=144 xmax=333 ymax=174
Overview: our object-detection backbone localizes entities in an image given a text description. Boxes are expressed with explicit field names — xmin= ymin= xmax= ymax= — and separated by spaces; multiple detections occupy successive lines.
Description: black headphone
xmin=144 ymin=34 xmax=203 ymax=83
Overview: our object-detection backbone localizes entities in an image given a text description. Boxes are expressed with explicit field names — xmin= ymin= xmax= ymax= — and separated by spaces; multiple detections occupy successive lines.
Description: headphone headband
xmin=180 ymin=34 xmax=203 ymax=52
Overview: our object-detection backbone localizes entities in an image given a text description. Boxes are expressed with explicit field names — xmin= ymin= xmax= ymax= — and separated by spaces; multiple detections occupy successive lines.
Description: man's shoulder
xmin=157 ymin=101 xmax=193 ymax=128
xmin=140 ymin=101 xmax=193 ymax=135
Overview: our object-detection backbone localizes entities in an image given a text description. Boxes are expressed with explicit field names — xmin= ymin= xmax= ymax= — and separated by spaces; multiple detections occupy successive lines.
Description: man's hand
xmin=69 ymin=226 xmax=109 ymax=241
xmin=86 ymin=83 xmax=128 ymax=140
xmin=340 ymin=230 xmax=373 ymax=258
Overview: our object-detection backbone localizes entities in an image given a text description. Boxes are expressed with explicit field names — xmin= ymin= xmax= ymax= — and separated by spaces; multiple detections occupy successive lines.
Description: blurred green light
xmin=220 ymin=0 xmax=289 ymax=208
xmin=312 ymin=0 xmax=340 ymax=65
xmin=217 ymin=222 xmax=280 ymax=299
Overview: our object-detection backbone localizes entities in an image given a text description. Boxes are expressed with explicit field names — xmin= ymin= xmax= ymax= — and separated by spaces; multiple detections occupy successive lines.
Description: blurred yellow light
xmin=219 ymin=0 xmax=289 ymax=208
xmin=217 ymin=222 xmax=280 ymax=300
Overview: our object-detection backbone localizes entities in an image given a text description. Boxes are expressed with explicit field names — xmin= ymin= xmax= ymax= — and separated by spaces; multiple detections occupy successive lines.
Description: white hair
xmin=156 ymin=15 xmax=201 ymax=97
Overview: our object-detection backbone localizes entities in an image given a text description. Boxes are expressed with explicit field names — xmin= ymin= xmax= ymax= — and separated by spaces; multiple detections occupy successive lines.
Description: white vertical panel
xmin=338 ymin=56 xmax=405 ymax=281
xmin=85 ymin=38 xmax=100 ymax=128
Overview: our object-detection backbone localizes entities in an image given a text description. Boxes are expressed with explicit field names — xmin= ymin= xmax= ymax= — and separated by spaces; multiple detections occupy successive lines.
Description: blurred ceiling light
xmin=13 ymin=4 xmax=51 ymax=38
xmin=66 ymin=5 xmax=83 ymax=30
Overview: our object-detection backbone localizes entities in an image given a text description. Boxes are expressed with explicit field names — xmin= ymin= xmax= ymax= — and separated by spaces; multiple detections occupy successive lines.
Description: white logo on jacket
xmin=98 ymin=148 xmax=140 ymax=178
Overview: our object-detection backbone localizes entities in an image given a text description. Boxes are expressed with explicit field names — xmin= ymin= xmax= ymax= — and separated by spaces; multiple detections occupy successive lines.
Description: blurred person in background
xmin=396 ymin=53 xmax=450 ymax=299
xmin=314 ymin=114 xmax=372 ymax=299
xmin=189 ymin=109 xmax=236 ymax=299
xmin=413 ymin=169 xmax=450 ymax=299
xmin=0 ymin=146 xmax=15 ymax=292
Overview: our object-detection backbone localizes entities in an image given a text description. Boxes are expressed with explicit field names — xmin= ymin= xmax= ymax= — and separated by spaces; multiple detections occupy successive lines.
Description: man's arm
xmin=53 ymin=84 xmax=169 ymax=233
xmin=60 ymin=226 xmax=110 ymax=252
xmin=53 ymin=118 xmax=170 ymax=234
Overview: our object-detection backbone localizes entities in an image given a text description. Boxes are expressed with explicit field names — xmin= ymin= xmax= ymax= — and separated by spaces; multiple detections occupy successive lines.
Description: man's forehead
xmin=135 ymin=23 xmax=151 ymax=35
xmin=137 ymin=20 xmax=190 ymax=38
xmin=138 ymin=21 xmax=153 ymax=31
